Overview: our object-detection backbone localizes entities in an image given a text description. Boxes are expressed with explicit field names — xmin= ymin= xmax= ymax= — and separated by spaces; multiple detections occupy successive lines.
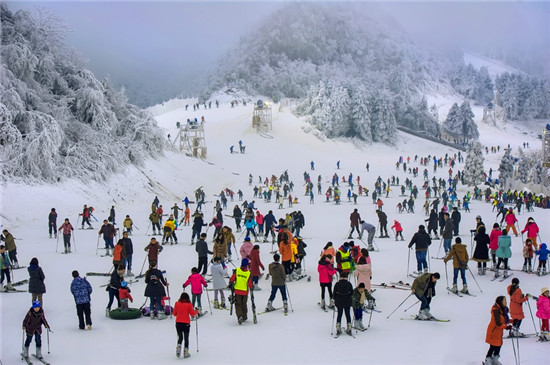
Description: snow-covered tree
xmin=498 ymin=147 xmax=515 ymax=186
xmin=462 ymin=141 xmax=485 ymax=186
xmin=516 ymin=148 xmax=531 ymax=184
xmin=459 ymin=101 xmax=479 ymax=141
xmin=443 ymin=103 xmax=461 ymax=139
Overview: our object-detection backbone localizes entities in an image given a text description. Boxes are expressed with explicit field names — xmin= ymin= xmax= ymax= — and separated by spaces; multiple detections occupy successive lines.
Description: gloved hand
xmin=506 ymin=325 xmax=513 ymax=330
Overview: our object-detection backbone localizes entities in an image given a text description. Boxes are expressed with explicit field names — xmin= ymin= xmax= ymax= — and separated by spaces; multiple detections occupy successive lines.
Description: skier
xmin=48 ymin=208 xmax=57 ymax=239
xmin=239 ymin=236 xmax=254 ymax=260
xmin=278 ymin=225 xmax=294 ymax=276
xmin=79 ymin=204 xmax=93 ymax=229
xmin=195 ymin=233 xmax=213 ymax=276
xmin=1 ymin=229 xmax=18 ymax=268
xmin=106 ymin=265 xmax=125 ymax=316
xmin=121 ymin=231 xmax=134 ymax=276
xmin=318 ymin=254 xmax=336 ymax=310
xmin=118 ymin=281 xmax=133 ymax=312
xmin=354 ymin=254 xmax=372 ymax=292
xmin=411 ymin=272 xmax=440 ymax=320
xmin=173 ymin=292 xmax=198 ymax=358
xmin=221 ymin=226 xmax=236 ymax=262
xmin=522 ymin=239 xmax=534 ymax=273
xmin=98 ymin=220 xmax=117 ymax=256
xmin=58 ymin=218 xmax=74 ymax=254
xmin=0 ymin=244 xmax=14 ymax=291
xmin=122 ymin=215 xmax=133 ymax=235
xmin=489 ymin=223 xmax=502 ymax=269
xmin=408 ymin=225 xmax=431 ymax=274
xmin=162 ymin=214 xmax=177 ymax=245
xmin=503 ymin=208 xmax=518 ymax=236
xmin=348 ymin=209 xmax=361 ymax=239
xmin=183 ymin=267 xmax=208 ymax=315
xmin=249 ymin=245 xmax=264 ymax=291
xmin=229 ymin=258 xmax=253 ymax=325
xmin=424 ymin=209 xmax=439 ymax=239
xmin=391 ymin=220 xmax=404 ymax=241
xmin=233 ymin=205 xmax=243 ymax=232
xmin=144 ymin=263 xmax=168 ymax=319
xmin=521 ymin=217 xmax=539 ymax=249
xmin=265 ymin=253 xmax=288 ymax=313
xmin=441 ymin=213 xmax=454 ymax=255
xmin=210 ymin=257 xmax=227 ymax=309
xmin=536 ymin=287 xmax=550 ymax=341
xmin=444 ymin=237 xmax=469 ymax=294
xmin=294 ymin=211 xmax=305 ymax=238
xmin=149 ymin=210 xmax=161 ymax=235
xmin=172 ymin=203 xmax=183 ymax=222
xmin=263 ymin=210 xmax=277 ymax=243
xmin=22 ymin=300 xmax=50 ymax=361
xmin=321 ymin=242 xmax=336 ymax=264
xmin=472 ymin=226 xmax=490 ymax=275
xmin=243 ymin=217 xmax=258 ymax=241
xmin=28 ymin=258 xmax=46 ymax=306
xmin=70 ymin=270 xmax=93 ymax=330
xmin=191 ymin=212 xmax=206 ymax=244
xmin=108 ymin=205 xmax=116 ymax=226
xmin=144 ymin=237 xmax=163 ymax=267
xmin=333 ymin=271 xmax=354 ymax=336
xmin=112 ymin=239 xmax=126 ymax=272
xmin=483 ymin=296 xmax=511 ymax=365
xmin=376 ymin=209 xmax=388 ymax=238
xmin=451 ymin=207 xmax=461 ymax=236
xmin=336 ymin=242 xmax=352 ymax=274
xmin=213 ymin=234 xmax=228 ymax=269
xmin=494 ymin=229 xmax=512 ymax=279
xmin=359 ymin=221 xmax=376 ymax=250
xmin=535 ymin=243 xmax=548 ymax=276
xmin=352 ymin=282 xmax=375 ymax=330
xmin=507 ymin=278 xmax=528 ymax=337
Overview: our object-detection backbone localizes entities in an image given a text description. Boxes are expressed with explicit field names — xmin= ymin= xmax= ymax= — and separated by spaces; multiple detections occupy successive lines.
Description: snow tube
xmin=109 ymin=308 xmax=141 ymax=320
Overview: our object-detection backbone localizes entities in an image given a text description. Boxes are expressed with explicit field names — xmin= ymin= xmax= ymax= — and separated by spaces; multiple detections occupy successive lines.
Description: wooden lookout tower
xmin=252 ymin=100 xmax=272 ymax=132
xmin=172 ymin=119 xmax=207 ymax=158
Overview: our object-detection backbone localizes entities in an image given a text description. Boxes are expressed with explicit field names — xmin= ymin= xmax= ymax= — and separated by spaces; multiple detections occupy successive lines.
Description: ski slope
xmin=1 ymin=98 xmax=548 ymax=365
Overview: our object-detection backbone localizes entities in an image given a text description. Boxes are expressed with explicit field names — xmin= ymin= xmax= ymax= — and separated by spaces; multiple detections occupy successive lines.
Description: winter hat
xmin=476 ymin=215 xmax=482 ymax=220
xmin=32 ymin=300 xmax=41 ymax=309
xmin=121 ymin=281 xmax=127 ymax=288
xmin=541 ymin=287 xmax=549 ymax=295
xmin=244 ymin=236 xmax=251 ymax=242
xmin=241 ymin=258 xmax=249 ymax=267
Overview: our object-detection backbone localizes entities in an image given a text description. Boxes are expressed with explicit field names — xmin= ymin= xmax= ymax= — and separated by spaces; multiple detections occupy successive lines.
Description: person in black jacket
xmin=425 ymin=209 xmax=439 ymax=239
xmin=294 ymin=211 xmax=305 ymax=238
xmin=263 ymin=210 xmax=277 ymax=242
xmin=408 ymin=225 xmax=432 ymax=274
xmin=196 ymin=233 xmax=213 ymax=275
xmin=144 ymin=263 xmax=168 ymax=319
xmin=28 ymin=258 xmax=46 ymax=306
xmin=451 ymin=207 xmax=461 ymax=236
xmin=106 ymin=265 xmax=125 ymax=316
xmin=191 ymin=212 xmax=206 ymax=245
xmin=48 ymin=208 xmax=57 ymax=239
xmin=333 ymin=271 xmax=354 ymax=335
xmin=121 ymin=231 xmax=134 ymax=276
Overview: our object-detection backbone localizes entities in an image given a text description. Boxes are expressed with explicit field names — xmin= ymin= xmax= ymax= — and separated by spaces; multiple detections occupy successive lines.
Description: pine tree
xmin=459 ymin=101 xmax=479 ymax=142
xmin=516 ymin=148 xmax=531 ymax=184
xmin=443 ymin=103 xmax=461 ymax=140
xmin=498 ymin=147 xmax=515 ymax=186
xmin=462 ymin=141 xmax=485 ymax=186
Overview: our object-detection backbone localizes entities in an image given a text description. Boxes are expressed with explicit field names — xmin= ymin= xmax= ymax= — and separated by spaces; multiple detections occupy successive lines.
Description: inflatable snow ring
xmin=109 ymin=308 xmax=141 ymax=320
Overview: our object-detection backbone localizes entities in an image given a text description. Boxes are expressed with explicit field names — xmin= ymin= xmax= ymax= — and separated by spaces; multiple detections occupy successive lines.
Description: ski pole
xmin=95 ymin=235 xmax=100 ymax=256
xmin=368 ymin=305 xmax=374 ymax=329
xmin=467 ymin=266 xmax=483 ymax=293
xmin=146 ymin=222 xmax=150 ymax=235
xmin=195 ymin=314 xmax=199 ymax=353
xmin=510 ymin=326 xmax=518 ymax=365
xmin=55 ymin=233 xmax=60 ymax=253
xmin=386 ymin=293 xmax=413 ymax=319
xmin=72 ymin=233 xmax=77 ymax=253
xmin=21 ymin=329 xmax=25 ymax=354
xmin=436 ymin=238 xmax=443 ymax=258
xmin=407 ymin=248 xmax=411 ymax=278
xmin=205 ymin=287 xmax=212 ymax=315
xmin=427 ymin=247 xmax=431 ymax=271
xmin=166 ymin=278 xmax=172 ymax=318
xmin=285 ymin=284 xmax=294 ymax=312
xmin=444 ymin=262 xmax=449 ymax=290
xmin=133 ymin=224 xmax=139 ymax=231
xmin=516 ymin=331 xmax=520 ymax=365
xmin=138 ymin=255 xmax=147 ymax=278
xmin=47 ymin=328 xmax=50 ymax=354
xmin=526 ymin=298 xmax=538 ymax=336
xmin=331 ymin=306 xmax=336 ymax=335
xmin=404 ymin=299 xmax=420 ymax=312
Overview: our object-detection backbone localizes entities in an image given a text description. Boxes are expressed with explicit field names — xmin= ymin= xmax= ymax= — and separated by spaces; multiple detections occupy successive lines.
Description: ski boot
xmin=460 ymin=284 xmax=469 ymax=294
xmin=357 ymin=318 xmax=365 ymax=330
xmin=522 ymin=264 xmax=527 ymax=272
xmin=493 ymin=269 xmax=500 ymax=279
xmin=283 ymin=300 xmax=289 ymax=314
xmin=450 ymin=284 xmax=458 ymax=294
xmin=238 ymin=316 xmax=244 ymax=325
xmin=87 ymin=324 xmax=92 ymax=330
xmin=213 ymin=300 xmax=220 ymax=309
xmin=150 ymin=310 xmax=157 ymax=320
xmin=366 ymin=300 xmax=375 ymax=310
xmin=49 ymin=233 xmax=52 ymax=239
xmin=482 ymin=267 xmax=487 ymax=275
xmin=184 ymin=348 xmax=190 ymax=358
xmin=35 ymin=346 xmax=43 ymax=360
xmin=127 ymin=270 xmax=134 ymax=277
xmin=346 ymin=323 xmax=353 ymax=335
xmin=367 ymin=245 xmax=374 ymax=251
xmin=543 ymin=268 xmax=548 ymax=276
xmin=197 ymin=307 xmax=204 ymax=317
xmin=335 ymin=323 xmax=342 ymax=335
xmin=503 ymin=269 xmax=509 ymax=278
xmin=220 ymin=298 xmax=226 ymax=309
xmin=328 ymin=299 xmax=335 ymax=309
xmin=265 ymin=301 xmax=275 ymax=312
xmin=22 ymin=346 xmax=29 ymax=359
xmin=491 ymin=355 xmax=502 ymax=365
xmin=13 ymin=262 xmax=19 ymax=269
xmin=253 ymin=284 xmax=262 ymax=291
xmin=105 ymin=307 xmax=110 ymax=317
xmin=319 ymin=300 xmax=326 ymax=310
xmin=176 ymin=345 xmax=181 ymax=358
xmin=417 ymin=309 xmax=429 ymax=320
xmin=483 ymin=356 xmax=492 ymax=365
xmin=478 ymin=267 xmax=482 ymax=275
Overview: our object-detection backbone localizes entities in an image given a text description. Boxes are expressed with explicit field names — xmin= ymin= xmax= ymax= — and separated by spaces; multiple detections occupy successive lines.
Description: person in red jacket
xmin=318 ymin=254 xmax=337 ymax=310
xmin=521 ymin=217 xmax=539 ymax=249
xmin=118 ymin=281 xmax=133 ymax=312
xmin=173 ymin=292 xmax=198 ymax=358
xmin=249 ymin=245 xmax=265 ymax=291
xmin=391 ymin=220 xmax=404 ymax=241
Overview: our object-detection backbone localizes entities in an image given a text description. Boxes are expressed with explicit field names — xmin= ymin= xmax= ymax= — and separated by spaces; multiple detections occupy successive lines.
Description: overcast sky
xmin=5 ymin=1 xmax=549 ymax=106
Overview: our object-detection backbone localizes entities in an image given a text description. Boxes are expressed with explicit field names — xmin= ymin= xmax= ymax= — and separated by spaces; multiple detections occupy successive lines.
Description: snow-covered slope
xmin=464 ymin=53 xmax=522 ymax=78
xmin=1 ymin=99 xmax=548 ymax=365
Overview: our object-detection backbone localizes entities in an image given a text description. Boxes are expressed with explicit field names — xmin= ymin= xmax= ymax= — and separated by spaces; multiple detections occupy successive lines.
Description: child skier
xmin=211 ymin=257 xmax=227 ymax=309
xmin=57 ymin=218 xmax=74 ymax=254
xmin=118 ymin=281 xmax=133 ymax=312
xmin=183 ymin=267 xmax=208 ymax=315
xmin=0 ymin=245 xmax=13 ymax=291
xmin=173 ymin=292 xmax=198 ymax=358
xmin=391 ymin=220 xmax=404 ymax=241
xmin=507 ymin=278 xmax=528 ymax=337
xmin=535 ymin=287 xmax=550 ymax=341
xmin=352 ymin=282 xmax=375 ymax=330
xmin=22 ymin=301 xmax=50 ymax=361
xmin=144 ymin=237 xmax=163 ymax=267
xmin=122 ymin=215 xmax=133 ymax=235
xmin=535 ymin=243 xmax=548 ymax=276
xmin=522 ymin=239 xmax=534 ymax=273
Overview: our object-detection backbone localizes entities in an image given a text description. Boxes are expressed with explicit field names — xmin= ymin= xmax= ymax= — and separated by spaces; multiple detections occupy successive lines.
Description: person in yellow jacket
xmin=229 ymin=258 xmax=253 ymax=325
xmin=123 ymin=215 xmax=133 ymax=235
xmin=163 ymin=215 xmax=177 ymax=245
xmin=289 ymin=238 xmax=299 ymax=279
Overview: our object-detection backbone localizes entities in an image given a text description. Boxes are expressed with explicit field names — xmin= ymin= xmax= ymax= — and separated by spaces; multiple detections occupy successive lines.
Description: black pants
xmin=486 ymin=345 xmax=501 ymax=358
xmin=76 ymin=302 xmax=92 ymax=329
xmin=336 ymin=306 xmax=351 ymax=324
xmin=282 ymin=260 xmax=292 ymax=275
xmin=197 ymin=256 xmax=208 ymax=275
xmin=496 ymin=258 xmax=508 ymax=269
xmin=176 ymin=322 xmax=191 ymax=347
xmin=320 ymin=283 xmax=333 ymax=300
xmin=107 ymin=287 xmax=120 ymax=310
xmin=49 ymin=222 xmax=57 ymax=235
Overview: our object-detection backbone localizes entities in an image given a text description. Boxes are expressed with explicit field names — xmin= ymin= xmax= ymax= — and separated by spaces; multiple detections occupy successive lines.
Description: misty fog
xmin=5 ymin=1 xmax=549 ymax=107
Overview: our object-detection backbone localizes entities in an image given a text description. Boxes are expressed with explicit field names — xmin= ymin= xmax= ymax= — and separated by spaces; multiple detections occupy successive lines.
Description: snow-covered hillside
xmin=464 ymin=53 xmax=522 ymax=79
xmin=2 ymin=98 xmax=549 ymax=365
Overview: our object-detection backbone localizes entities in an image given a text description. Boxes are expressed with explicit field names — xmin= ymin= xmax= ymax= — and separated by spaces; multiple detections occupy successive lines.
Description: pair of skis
xmin=21 ymin=353 xmax=50 ymax=365
xmin=446 ymin=287 xmax=477 ymax=297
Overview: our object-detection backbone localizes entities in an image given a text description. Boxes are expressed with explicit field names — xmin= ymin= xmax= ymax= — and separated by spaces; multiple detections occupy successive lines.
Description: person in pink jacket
xmin=535 ymin=287 xmax=550 ymax=341
xmin=521 ymin=217 xmax=539 ymax=249
xmin=354 ymin=254 xmax=372 ymax=292
xmin=318 ymin=254 xmax=337 ymax=310
xmin=239 ymin=237 xmax=254 ymax=259
xmin=182 ymin=267 xmax=207 ymax=315
xmin=391 ymin=220 xmax=404 ymax=241
xmin=489 ymin=223 xmax=502 ymax=268
xmin=504 ymin=208 xmax=518 ymax=236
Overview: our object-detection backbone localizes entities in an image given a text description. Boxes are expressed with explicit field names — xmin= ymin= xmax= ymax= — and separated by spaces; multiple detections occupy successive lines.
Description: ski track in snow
xmin=1 ymin=98 xmax=548 ymax=365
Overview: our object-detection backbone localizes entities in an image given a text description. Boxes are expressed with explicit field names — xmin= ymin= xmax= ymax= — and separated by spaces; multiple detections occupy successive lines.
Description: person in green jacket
xmin=495 ymin=229 xmax=512 ymax=279
xmin=352 ymin=282 xmax=375 ymax=330
xmin=411 ymin=272 xmax=440 ymax=320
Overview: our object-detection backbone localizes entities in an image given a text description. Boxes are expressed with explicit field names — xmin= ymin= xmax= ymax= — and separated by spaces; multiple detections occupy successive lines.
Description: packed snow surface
xmin=1 ymin=99 xmax=548 ymax=365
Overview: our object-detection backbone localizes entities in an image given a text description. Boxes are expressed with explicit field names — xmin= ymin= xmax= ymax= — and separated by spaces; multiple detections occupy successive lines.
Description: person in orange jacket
xmin=173 ymin=292 xmax=198 ymax=358
xmin=507 ymin=278 xmax=528 ymax=337
xmin=112 ymin=239 xmax=126 ymax=272
xmin=483 ymin=296 xmax=511 ymax=365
